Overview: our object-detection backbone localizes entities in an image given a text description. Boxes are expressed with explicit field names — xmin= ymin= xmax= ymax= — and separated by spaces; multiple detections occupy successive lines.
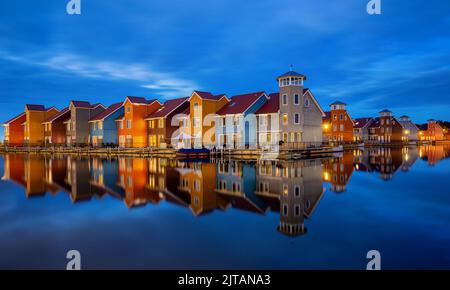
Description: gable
xmin=304 ymin=90 xmax=325 ymax=117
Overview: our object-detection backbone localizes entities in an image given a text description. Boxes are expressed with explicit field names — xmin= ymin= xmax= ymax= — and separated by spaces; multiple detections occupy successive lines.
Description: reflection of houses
xmin=356 ymin=148 xmax=403 ymax=180
xmin=90 ymin=157 xmax=125 ymax=199
xmin=177 ymin=162 xmax=228 ymax=215
xmin=216 ymin=161 xmax=267 ymax=214
xmin=254 ymin=159 xmax=325 ymax=237
xmin=66 ymin=157 xmax=99 ymax=202
xmin=24 ymin=155 xmax=48 ymax=197
xmin=118 ymin=157 xmax=162 ymax=208
xmin=323 ymin=151 xmax=354 ymax=193
xmin=1 ymin=154 xmax=26 ymax=186
xmin=401 ymin=147 xmax=419 ymax=172
xmin=419 ymin=145 xmax=450 ymax=166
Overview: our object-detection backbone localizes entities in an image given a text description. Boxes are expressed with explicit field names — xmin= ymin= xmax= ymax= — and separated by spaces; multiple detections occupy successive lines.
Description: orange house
xmin=3 ymin=112 xmax=26 ymax=146
xmin=23 ymin=104 xmax=59 ymax=146
xmin=327 ymin=101 xmax=354 ymax=142
xmin=116 ymin=97 xmax=161 ymax=148
xmin=185 ymin=91 xmax=229 ymax=148
xmin=421 ymin=119 xmax=445 ymax=141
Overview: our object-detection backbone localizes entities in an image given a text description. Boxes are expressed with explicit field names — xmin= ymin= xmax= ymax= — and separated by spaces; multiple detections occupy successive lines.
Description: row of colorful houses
xmin=322 ymin=102 xmax=449 ymax=144
xmin=3 ymin=70 xmax=448 ymax=149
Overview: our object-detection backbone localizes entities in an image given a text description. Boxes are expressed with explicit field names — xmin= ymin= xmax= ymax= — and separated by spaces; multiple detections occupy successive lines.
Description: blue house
xmin=89 ymin=103 xmax=124 ymax=146
xmin=215 ymin=91 xmax=268 ymax=149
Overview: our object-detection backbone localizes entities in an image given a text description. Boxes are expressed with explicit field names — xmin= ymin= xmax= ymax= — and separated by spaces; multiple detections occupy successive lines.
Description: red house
xmin=3 ymin=112 xmax=26 ymax=146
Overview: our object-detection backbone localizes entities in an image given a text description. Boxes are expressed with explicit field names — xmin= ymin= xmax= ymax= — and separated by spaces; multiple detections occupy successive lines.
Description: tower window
xmin=294 ymin=94 xmax=299 ymax=105
xmin=282 ymin=94 xmax=288 ymax=105
xmin=305 ymin=99 xmax=310 ymax=107
xmin=283 ymin=204 xmax=288 ymax=216
xmin=294 ymin=113 xmax=300 ymax=124
xmin=340 ymin=114 xmax=344 ymax=120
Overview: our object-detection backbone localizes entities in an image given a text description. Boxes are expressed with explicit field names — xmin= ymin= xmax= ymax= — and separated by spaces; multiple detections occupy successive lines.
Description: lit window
xmin=282 ymin=114 xmax=288 ymax=125
xmin=193 ymin=103 xmax=199 ymax=109
xmin=126 ymin=120 xmax=132 ymax=129
xmin=158 ymin=119 xmax=164 ymax=128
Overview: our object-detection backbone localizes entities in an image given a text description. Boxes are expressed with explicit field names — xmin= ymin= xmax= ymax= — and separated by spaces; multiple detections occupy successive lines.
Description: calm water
xmin=0 ymin=145 xmax=449 ymax=269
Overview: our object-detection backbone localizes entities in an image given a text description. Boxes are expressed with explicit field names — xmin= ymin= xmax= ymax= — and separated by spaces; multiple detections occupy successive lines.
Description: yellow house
xmin=24 ymin=104 xmax=59 ymax=146
xmin=186 ymin=91 xmax=229 ymax=148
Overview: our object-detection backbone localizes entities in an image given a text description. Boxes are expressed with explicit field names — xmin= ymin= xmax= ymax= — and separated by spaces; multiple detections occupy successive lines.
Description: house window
xmin=333 ymin=124 xmax=337 ymax=132
xmin=282 ymin=114 xmax=288 ymax=125
xmin=194 ymin=180 xmax=200 ymax=192
xmin=283 ymin=184 xmax=288 ymax=196
xmin=340 ymin=114 xmax=344 ymax=120
xmin=333 ymin=114 xmax=337 ymax=121
xmin=267 ymin=133 xmax=272 ymax=143
xmin=282 ymin=94 xmax=288 ymax=105
xmin=158 ymin=119 xmax=164 ymax=128
xmin=283 ymin=204 xmax=288 ymax=216
xmin=295 ymin=205 xmax=300 ymax=216
xmin=193 ymin=102 xmax=199 ymax=109
xmin=386 ymin=119 xmax=390 ymax=125
xmin=294 ymin=113 xmax=300 ymax=124
xmin=194 ymin=196 xmax=200 ymax=206
xmin=381 ymin=119 xmax=384 ymax=125
xmin=126 ymin=107 xmax=131 ymax=113
xmin=294 ymin=185 xmax=300 ymax=197
xmin=126 ymin=120 xmax=132 ymax=129
xmin=221 ymin=117 xmax=226 ymax=127
xmin=233 ymin=116 xmax=240 ymax=126
xmin=305 ymin=99 xmax=310 ymax=107
xmin=98 ymin=122 xmax=103 ymax=130
xmin=294 ymin=94 xmax=299 ymax=105
xmin=119 ymin=121 xmax=124 ymax=130
xmin=340 ymin=124 xmax=344 ymax=131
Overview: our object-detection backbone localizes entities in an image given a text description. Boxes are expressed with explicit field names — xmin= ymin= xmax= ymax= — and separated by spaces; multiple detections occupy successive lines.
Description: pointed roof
xmin=303 ymin=88 xmax=326 ymax=117
xmin=3 ymin=112 xmax=26 ymax=125
xmin=190 ymin=91 xmax=229 ymax=101
xmin=217 ymin=92 xmax=266 ymax=115
xmin=369 ymin=117 xmax=381 ymax=128
xmin=277 ymin=70 xmax=307 ymax=80
xmin=145 ymin=97 xmax=188 ymax=119
xmin=71 ymin=101 xmax=92 ymax=108
xmin=353 ymin=117 xmax=373 ymax=129
xmin=255 ymin=93 xmax=279 ymax=114
xmin=25 ymin=104 xmax=46 ymax=111
xmin=89 ymin=103 xmax=123 ymax=122
xmin=43 ymin=107 xmax=70 ymax=124
xmin=330 ymin=101 xmax=347 ymax=106
xmin=379 ymin=109 xmax=392 ymax=113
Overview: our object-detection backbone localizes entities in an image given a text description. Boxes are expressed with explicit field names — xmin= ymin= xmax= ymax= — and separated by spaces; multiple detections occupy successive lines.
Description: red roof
xmin=354 ymin=117 xmax=373 ymax=129
xmin=90 ymin=103 xmax=123 ymax=122
xmin=146 ymin=97 xmax=188 ymax=119
xmin=193 ymin=91 xmax=227 ymax=101
xmin=256 ymin=93 xmax=279 ymax=114
xmin=71 ymin=101 xmax=92 ymax=108
xmin=25 ymin=104 xmax=46 ymax=111
xmin=43 ymin=107 xmax=70 ymax=123
xmin=217 ymin=92 xmax=266 ymax=115
xmin=3 ymin=112 xmax=26 ymax=125
xmin=126 ymin=96 xmax=158 ymax=105
xmin=369 ymin=117 xmax=381 ymax=128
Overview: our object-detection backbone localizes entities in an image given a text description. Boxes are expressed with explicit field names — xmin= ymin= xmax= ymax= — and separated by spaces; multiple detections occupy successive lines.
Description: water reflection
xmin=1 ymin=145 xmax=449 ymax=238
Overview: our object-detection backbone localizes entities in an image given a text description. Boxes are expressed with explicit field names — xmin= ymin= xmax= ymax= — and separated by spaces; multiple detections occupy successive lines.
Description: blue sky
xmin=1 ymin=0 xmax=449 ymax=140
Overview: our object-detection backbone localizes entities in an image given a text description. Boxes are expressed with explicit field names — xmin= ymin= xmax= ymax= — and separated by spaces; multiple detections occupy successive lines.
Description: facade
xmin=368 ymin=110 xmax=404 ymax=143
xmin=216 ymin=92 xmax=268 ymax=149
xmin=145 ymin=97 xmax=189 ymax=148
xmin=3 ymin=112 xmax=26 ymax=146
xmin=398 ymin=115 xmax=420 ymax=142
xmin=185 ymin=91 xmax=229 ymax=149
xmin=327 ymin=101 xmax=354 ymax=142
xmin=353 ymin=117 xmax=374 ymax=142
xmin=66 ymin=101 xmax=106 ymax=146
xmin=42 ymin=107 xmax=71 ymax=146
xmin=277 ymin=71 xmax=325 ymax=148
xmin=323 ymin=152 xmax=354 ymax=193
xmin=89 ymin=103 xmax=124 ymax=147
xmin=116 ymin=97 xmax=161 ymax=148
xmin=255 ymin=93 xmax=280 ymax=149
xmin=421 ymin=119 xmax=445 ymax=141
xmin=24 ymin=105 xmax=59 ymax=146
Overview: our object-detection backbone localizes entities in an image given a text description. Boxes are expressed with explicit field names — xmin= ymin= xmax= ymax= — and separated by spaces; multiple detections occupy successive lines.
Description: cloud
xmin=0 ymin=50 xmax=199 ymax=98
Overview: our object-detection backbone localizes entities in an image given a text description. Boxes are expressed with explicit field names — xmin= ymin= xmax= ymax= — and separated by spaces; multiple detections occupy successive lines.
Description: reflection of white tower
xmin=277 ymin=187 xmax=307 ymax=237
